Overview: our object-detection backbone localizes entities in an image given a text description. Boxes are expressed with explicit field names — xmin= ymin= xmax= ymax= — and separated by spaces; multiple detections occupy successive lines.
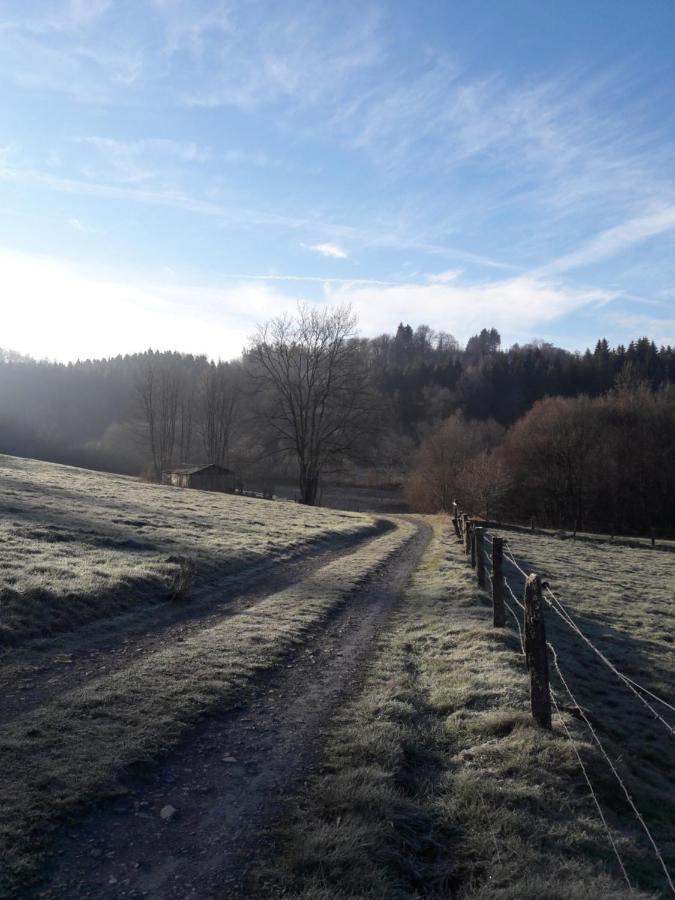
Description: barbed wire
xmin=471 ymin=525 xmax=673 ymax=893
xmin=549 ymin=643 xmax=675 ymax=895
xmin=548 ymin=685 xmax=634 ymax=893
xmin=496 ymin=532 xmax=675 ymax=729
xmin=544 ymin=586 xmax=675 ymax=738
xmin=504 ymin=579 xmax=525 ymax=612
xmin=618 ymin=673 xmax=675 ymax=713
xmin=504 ymin=597 xmax=525 ymax=655
xmin=503 ymin=547 xmax=528 ymax=580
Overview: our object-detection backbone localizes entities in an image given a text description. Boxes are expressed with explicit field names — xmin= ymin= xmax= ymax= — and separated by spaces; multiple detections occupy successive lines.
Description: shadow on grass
xmin=499 ymin=553 xmax=675 ymax=898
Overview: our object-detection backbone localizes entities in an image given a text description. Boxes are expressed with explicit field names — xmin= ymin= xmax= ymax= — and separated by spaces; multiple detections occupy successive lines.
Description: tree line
xmin=407 ymin=384 xmax=675 ymax=536
xmin=1 ymin=312 xmax=675 ymax=530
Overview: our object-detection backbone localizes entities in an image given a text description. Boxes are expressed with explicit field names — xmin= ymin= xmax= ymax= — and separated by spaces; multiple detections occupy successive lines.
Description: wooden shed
xmin=162 ymin=464 xmax=236 ymax=493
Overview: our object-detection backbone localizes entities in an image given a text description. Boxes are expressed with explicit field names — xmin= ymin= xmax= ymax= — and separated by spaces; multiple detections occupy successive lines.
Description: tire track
xmin=0 ymin=520 xmax=392 ymax=725
xmin=28 ymin=519 xmax=431 ymax=900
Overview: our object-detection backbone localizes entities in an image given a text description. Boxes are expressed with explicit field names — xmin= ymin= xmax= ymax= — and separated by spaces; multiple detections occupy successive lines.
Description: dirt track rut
xmin=28 ymin=519 xmax=431 ymax=900
xmin=0 ymin=520 xmax=390 ymax=725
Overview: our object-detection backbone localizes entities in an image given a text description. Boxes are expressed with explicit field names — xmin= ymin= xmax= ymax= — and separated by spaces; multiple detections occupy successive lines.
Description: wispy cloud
xmin=307 ymin=242 xmax=349 ymax=260
xmin=0 ymin=158 xmax=521 ymax=270
xmin=331 ymin=53 xmax=675 ymax=235
xmin=178 ymin=6 xmax=384 ymax=109
xmin=149 ymin=0 xmax=232 ymax=56
xmin=72 ymin=136 xmax=211 ymax=184
xmin=0 ymin=161 xmax=311 ymax=229
xmin=68 ymin=217 xmax=92 ymax=233
xmin=81 ymin=137 xmax=210 ymax=162
xmin=1 ymin=246 xmax=618 ymax=362
xmin=0 ymin=0 xmax=113 ymax=34
xmin=218 ymin=273 xmax=401 ymax=286
xmin=543 ymin=206 xmax=675 ymax=274
xmin=3 ymin=0 xmax=675 ymax=337
xmin=427 ymin=269 xmax=462 ymax=283
xmin=328 ymin=275 xmax=613 ymax=345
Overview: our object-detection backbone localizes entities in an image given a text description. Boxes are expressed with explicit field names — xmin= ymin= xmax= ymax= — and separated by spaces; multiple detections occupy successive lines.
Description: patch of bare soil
xmin=0 ymin=520 xmax=391 ymax=725
xmin=27 ymin=520 xmax=431 ymax=900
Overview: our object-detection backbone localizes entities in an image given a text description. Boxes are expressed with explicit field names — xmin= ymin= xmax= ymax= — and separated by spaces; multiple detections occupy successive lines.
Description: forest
xmin=1 ymin=321 xmax=674 ymax=535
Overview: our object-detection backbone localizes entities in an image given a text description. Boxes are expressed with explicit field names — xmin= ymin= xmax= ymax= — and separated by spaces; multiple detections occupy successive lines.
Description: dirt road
xmin=27 ymin=519 xmax=431 ymax=899
xmin=0 ymin=520 xmax=390 ymax=725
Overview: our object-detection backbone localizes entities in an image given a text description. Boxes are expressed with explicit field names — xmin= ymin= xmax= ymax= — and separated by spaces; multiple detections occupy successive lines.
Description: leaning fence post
xmin=463 ymin=516 xmax=471 ymax=556
xmin=470 ymin=524 xmax=477 ymax=568
xmin=492 ymin=537 xmax=505 ymax=627
xmin=475 ymin=527 xmax=485 ymax=587
xmin=523 ymin=574 xmax=551 ymax=729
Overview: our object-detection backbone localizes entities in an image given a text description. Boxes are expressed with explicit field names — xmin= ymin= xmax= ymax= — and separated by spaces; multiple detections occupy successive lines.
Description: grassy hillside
xmin=0 ymin=455 xmax=375 ymax=644
xmin=0 ymin=455 xmax=417 ymax=896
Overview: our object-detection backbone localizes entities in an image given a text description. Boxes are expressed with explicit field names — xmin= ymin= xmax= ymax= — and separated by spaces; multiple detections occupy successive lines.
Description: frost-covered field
xmin=491 ymin=527 xmax=674 ymax=894
xmin=497 ymin=528 xmax=674 ymax=689
xmin=0 ymin=455 xmax=373 ymax=644
xmin=0 ymin=496 xmax=415 ymax=896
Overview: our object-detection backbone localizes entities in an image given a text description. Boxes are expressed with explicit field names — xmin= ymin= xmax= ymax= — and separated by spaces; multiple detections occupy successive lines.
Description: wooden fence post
xmin=475 ymin=527 xmax=485 ymax=587
xmin=452 ymin=501 xmax=461 ymax=539
xmin=492 ymin=537 xmax=505 ymax=627
xmin=470 ymin=524 xmax=477 ymax=568
xmin=650 ymin=527 xmax=656 ymax=549
xmin=523 ymin=574 xmax=551 ymax=729
xmin=463 ymin=516 xmax=471 ymax=556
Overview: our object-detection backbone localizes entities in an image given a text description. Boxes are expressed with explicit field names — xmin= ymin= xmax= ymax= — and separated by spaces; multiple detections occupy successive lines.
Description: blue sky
xmin=2 ymin=0 xmax=675 ymax=361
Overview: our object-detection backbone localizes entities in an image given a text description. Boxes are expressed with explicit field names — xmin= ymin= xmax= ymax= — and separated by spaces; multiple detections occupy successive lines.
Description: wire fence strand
xmin=503 ymin=547 xmax=529 ymax=580
xmin=544 ymin=586 xmax=675 ymax=738
xmin=504 ymin=598 xmax=525 ymax=655
xmin=504 ymin=579 xmax=525 ymax=612
xmin=548 ymin=686 xmax=634 ymax=893
xmin=549 ymin=643 xmax=675 ymax=895
xmin=463 ymin=523 xmax=674 ymax=894
xmin=497 ymin=532 xmax=674 ymax=730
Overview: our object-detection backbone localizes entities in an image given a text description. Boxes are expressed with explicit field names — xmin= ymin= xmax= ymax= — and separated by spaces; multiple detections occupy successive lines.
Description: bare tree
xmin=405 ymin=413 xmax=503 ymax=513
xmin=199 ymin=362 xmax=238 ymax=467
xmin=456 ymin=448 xmax=511 ymax=519
xmin=247 ymin=304 xmax=370 ymax=505
xmin=177 ymin=365 xmax=198 ymax=465
xmin=504 ymin=396 xmax=600 ymax=530
xmin=136 ymin=354 xmax=181 ymax=481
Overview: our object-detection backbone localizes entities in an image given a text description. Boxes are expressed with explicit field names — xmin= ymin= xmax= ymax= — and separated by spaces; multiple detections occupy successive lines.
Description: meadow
xmin=493 ymin=527 xmax=675 ymax=894
xmin=0 ymin=454 xmax=375 ymax=644
xmin=0 ymin=455 xmax=672 ymax=897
